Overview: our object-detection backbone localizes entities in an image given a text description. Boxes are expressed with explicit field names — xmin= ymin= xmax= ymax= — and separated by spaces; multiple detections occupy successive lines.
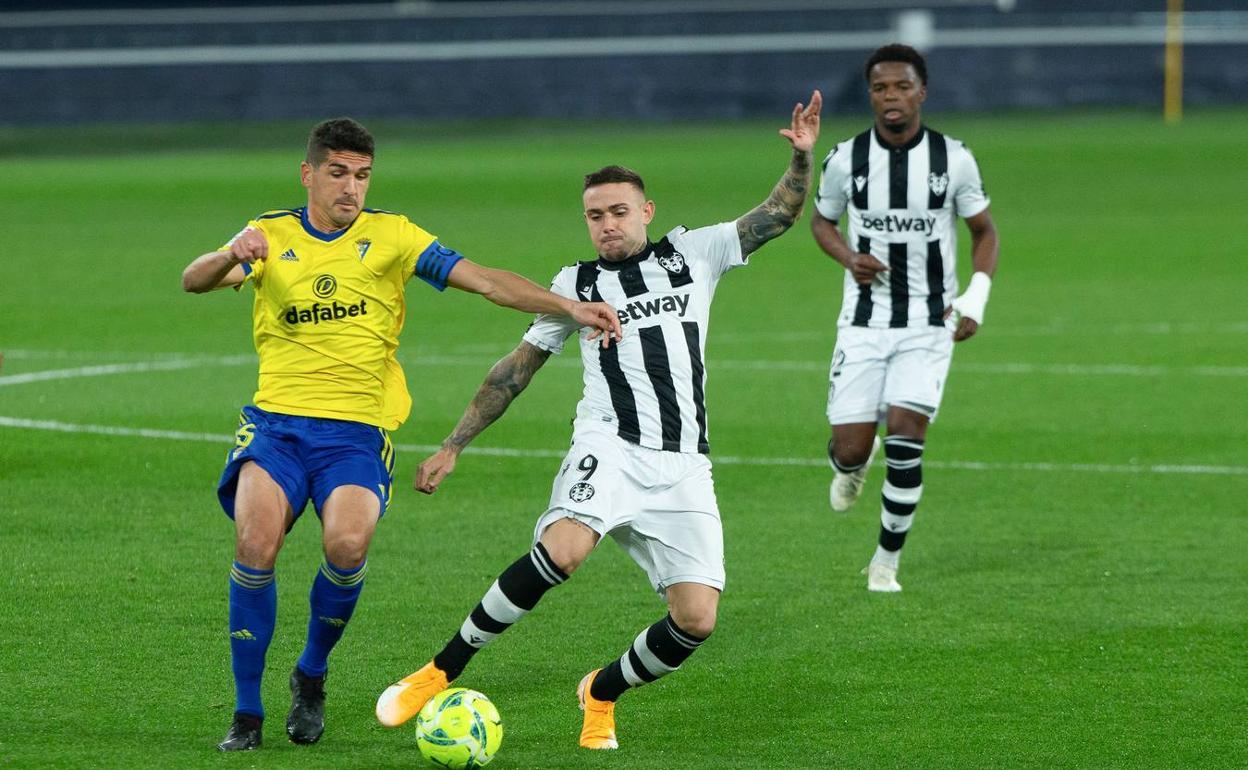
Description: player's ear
xmin=300 ymin=161 xmax=314 ymax=188
xmin=642 ymin=200 xmax=655 ymax=225
xmin=918 ymin=84 xmax=927 ymax=104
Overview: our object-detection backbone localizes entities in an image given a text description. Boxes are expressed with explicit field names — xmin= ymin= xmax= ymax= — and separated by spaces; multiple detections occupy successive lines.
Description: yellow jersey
xmin=222 ymin=206 xmax=462 ymax=430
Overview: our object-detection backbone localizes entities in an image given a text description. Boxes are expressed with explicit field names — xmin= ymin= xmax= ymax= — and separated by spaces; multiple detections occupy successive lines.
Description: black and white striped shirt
xmin=524 ymin=223 xmax=744 ymax=454
xmin=816 ymin=126 xmax=989 ymax=329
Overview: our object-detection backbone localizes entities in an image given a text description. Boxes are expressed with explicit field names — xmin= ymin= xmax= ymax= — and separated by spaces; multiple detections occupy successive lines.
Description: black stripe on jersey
xmin=927 ymin=128 xmax=948 ymax=209
xmin=639 ymin=326 xmax=682 ymax=452
xmin=655 ymin=237 xmax=693 ymax=288
xmin=580 ymin=258 xmax=642 ymax=441
xmin=575 ymin=261 xmax=603 ymax=302
xmin=681 ymin=322 xmax=710 ymax=453
xmin=599 ymin=343 xmax=641 ymax=444
xmin=618 ymin=260 xmax=650 ymax=298
xmin=888 ymin=242 xmax=909 ymax=328
xmin=851 ymin=130 xmax=871 ymax=209
xmin=926 ymin=240 xmax=945 ymax=326
xmin=889 ymin=139 xmax=909 ymax=209
xmin=852 ymin=235 xmax=873 ymax=327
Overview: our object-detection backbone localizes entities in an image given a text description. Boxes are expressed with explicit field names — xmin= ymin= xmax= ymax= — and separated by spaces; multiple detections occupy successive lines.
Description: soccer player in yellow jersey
xmin=181 ymin=118 xmax=621 ymax=752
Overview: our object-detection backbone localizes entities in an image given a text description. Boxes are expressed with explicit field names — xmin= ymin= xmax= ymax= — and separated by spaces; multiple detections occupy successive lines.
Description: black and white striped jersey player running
xmin=376 ymin=91 xmax=824 ymax=749
xmin=812 ymin=44 xmax=1000 ymax=592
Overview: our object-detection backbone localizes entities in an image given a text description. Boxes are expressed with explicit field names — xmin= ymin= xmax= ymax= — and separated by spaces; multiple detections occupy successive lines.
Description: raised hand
xmin=779 ymin=89 xmax=822 ymax=153
xmin=228 ymin=226 xmax=268 ymax=264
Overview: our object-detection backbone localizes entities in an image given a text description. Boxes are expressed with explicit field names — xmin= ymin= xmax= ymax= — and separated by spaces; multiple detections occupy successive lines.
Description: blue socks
xmin=228 ymin=561 xmax=276 ymax=718
xmin=296 ymin=559 xmax=367 ymax=678
xmin=227 ymin=558 xmax=365 ymax=716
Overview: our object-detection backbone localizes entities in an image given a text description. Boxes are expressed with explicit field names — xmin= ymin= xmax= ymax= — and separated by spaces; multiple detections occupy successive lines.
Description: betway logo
xmin=860 ymin=213 xmax=937 ymax=235
xmin=617 ymin=294 xmax=690 ymax=325
xmin=284 ymin=300 xmax=368 ymax=325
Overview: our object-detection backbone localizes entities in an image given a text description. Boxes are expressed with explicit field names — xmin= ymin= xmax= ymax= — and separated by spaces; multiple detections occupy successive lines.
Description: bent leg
xmin=830 ymin=421 xmax=879 ymax=470
xmin=589 ymin=582 xmax=717 ymax=704
xmin=435 ymin=516 xmax=598 ymax=680
xmin=376 ymin=514 xmax=598 ymax=728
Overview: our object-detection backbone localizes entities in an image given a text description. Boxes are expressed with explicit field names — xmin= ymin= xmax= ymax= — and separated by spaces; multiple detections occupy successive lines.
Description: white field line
xmin=0 ymin=354 xmax=255 ymax=386
xmin=7 ymin=320 xmax=1247 ymax=360
xmin=2 ymin=351 xmax=1245 ymax=387
xmin=0 ymin=416 xmax=1244 ymax=477
xmin=714 ymin=321 xmax=1248 ymax=342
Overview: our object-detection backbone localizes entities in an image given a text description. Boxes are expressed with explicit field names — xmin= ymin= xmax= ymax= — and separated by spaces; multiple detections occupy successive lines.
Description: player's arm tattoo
xmin=443 ymin=342 xmax=552 ymax=452
xmin=736 ymin=147 xmax=813 ymax=256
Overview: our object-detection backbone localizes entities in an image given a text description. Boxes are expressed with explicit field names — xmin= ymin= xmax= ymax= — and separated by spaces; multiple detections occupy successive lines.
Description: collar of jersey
xmin=873 ymin=124 xmax=927 ymax=152
xmin=299 ymin=206 xmax=359 ymax=242
xmin=596 ymin=241 xmax=653 ymax=271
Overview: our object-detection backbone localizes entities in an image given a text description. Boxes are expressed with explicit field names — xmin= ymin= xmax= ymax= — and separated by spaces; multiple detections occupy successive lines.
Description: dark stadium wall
xmin=1 ymin=1 xmax=1245 ymax=125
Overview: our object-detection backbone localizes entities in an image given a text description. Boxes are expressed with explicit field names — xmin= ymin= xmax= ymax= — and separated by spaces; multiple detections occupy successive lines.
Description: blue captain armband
xmin=414 ymin=240 xmax=464 ymax=291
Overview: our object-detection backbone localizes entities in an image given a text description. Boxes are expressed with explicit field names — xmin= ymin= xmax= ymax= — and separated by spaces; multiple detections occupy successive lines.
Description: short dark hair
xmin=307 ymin=117 xmax=375 ymax=166
xmin=584 ymin=165 xmax=645 ymax=193
xmin=864 ymin=43 xmax=927 ymax=85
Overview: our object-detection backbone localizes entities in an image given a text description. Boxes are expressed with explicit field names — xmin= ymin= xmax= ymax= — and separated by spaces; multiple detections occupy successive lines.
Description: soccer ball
xmin=415 ymin=687 xmax=503 ymax=769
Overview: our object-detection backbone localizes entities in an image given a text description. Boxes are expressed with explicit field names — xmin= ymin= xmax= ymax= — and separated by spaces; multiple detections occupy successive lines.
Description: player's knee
xmin=673 ymin=607 xmax=716 ymax=640
xmin=324 ymin=532 xmax=370 ymax=569
xmin=886 ymin=411 xmax=930 ymax=440
xmin=830 ymin=438 xmax=871 ymax=468
xmin=543 ymin=542 xmax=588 ymax=575
xmin=235 ymin=534 xmax=281 ymax=570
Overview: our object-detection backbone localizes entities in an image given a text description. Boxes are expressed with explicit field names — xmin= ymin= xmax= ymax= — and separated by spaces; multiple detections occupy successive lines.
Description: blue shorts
xmin=217 ymin=405 xmax=395 ymax=521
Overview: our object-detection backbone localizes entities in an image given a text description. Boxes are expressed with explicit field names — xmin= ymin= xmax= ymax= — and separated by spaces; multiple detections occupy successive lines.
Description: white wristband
xmin=951 ymin=271 xmax=992 ymax=325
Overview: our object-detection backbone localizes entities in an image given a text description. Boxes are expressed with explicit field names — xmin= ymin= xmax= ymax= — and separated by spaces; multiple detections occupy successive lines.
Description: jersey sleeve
xmin=398 ymin=216 xmax=463 ymax=291
xmin=219 ymin=220 xmax=266 ymax=285
xmin=952 ymin=144 xmax=991 ymax=219
xmin=521 ymin=268 xmax=581 ymax=355
xmin=814 ymin=143 xmax=850 ymax=221
xmin=673 ymin=222 xmax=744 ymax=278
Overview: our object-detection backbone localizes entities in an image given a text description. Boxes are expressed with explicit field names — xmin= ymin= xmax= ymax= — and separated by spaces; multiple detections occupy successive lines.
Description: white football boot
xmin=864 ymin=562 xmax=902 ymax=593
xmin=829 ymin=435 xmax=881 ymax=512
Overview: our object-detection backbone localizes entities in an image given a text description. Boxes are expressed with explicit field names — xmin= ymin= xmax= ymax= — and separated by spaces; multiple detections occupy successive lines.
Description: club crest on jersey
xmin=657 ymin=250 xmax=686 ymax=274
xmin=568 ymin=482 xmax=595 ymax=503
xmin=928 ymin=172 xmax=949 ymax=197
xmin=355 ymin=238 xmax=372 ymax=261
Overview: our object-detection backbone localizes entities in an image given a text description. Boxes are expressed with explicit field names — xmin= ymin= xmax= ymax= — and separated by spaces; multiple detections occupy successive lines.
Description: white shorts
xmin=826 ymin=325 xmax=954 ymax=425
xmin=533 ymin=422 xmax=725 ymax=595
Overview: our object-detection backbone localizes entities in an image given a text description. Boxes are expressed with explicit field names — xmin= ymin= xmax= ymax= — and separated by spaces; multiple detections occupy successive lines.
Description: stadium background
xmin=2 ymin=1 xmax=1245 ymax=768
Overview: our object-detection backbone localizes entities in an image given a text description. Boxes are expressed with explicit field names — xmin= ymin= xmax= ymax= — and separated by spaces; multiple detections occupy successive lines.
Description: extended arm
xmin=414 ymin=340 xmax=552 ymax=494
xmin=736 ymin=90 xmax=822 ymax=257
xmin=446 ymin=259 xmax=621 ymax=346
xmin=181 ymin=226 xmax=266 ymax=293
xmin=948 ymin=208 xmax=1000 ymax=342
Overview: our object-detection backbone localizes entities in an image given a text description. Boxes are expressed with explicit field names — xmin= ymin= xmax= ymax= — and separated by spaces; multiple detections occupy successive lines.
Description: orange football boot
xmin=375 ymin=661 xmax=449 ymax=727
xmin=577 ymin=669 xmax=619 ymax=750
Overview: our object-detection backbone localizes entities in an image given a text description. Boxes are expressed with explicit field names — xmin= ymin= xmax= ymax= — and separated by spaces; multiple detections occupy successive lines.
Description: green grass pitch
xmin=1 ymin=109 xmax=1245 ymax=769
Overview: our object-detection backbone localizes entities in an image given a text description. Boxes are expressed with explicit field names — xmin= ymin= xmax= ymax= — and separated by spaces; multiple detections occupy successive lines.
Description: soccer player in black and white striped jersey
xmin=376 ymin=91 xmax=823 ymax=749
xmin=812 ymin=44 xmax=1000 ymax=592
